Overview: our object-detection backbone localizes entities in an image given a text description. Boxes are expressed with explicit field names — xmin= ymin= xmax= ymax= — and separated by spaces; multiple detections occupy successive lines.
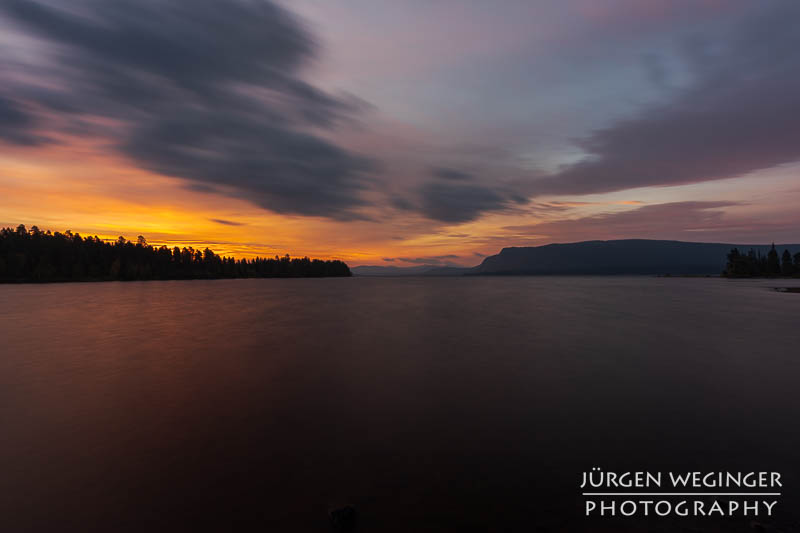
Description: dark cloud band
xmin=0 ymin=0 xmax=371 ymax=219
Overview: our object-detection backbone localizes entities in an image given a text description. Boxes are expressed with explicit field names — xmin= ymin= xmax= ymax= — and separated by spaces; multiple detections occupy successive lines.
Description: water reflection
xmin=1 ymin=277 xmax=799 ymax=531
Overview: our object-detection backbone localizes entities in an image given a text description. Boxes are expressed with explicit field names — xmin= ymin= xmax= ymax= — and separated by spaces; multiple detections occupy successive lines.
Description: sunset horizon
xmin=2 ymin=0 xmax=799 ymax=267
xmin=3 ymin=221 xmax=800 ymax=270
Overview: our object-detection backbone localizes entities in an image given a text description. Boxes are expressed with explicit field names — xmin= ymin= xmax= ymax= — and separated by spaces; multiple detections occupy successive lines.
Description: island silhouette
xmin=353 ymin=240 xmax=800 ymax=277
xmin=0 ymin=225 xmax=351 ymax=282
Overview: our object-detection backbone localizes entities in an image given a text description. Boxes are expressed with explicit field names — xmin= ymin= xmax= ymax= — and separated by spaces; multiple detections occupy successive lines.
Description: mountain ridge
xmin=476 ymin=239 xmax=800 ymax=275
xmin=354 ymin=240 xmax=800 ymax=276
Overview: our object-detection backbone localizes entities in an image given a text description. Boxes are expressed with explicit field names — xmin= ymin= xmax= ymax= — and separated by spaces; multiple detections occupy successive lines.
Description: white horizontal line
xmin=582 ymin=493 xmax=781 ymax=497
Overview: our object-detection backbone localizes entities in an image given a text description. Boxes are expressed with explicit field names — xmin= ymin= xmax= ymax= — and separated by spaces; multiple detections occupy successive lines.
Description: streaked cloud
xmin=0 ymin=95 xmax=47 ymax=145
xmin=430 ymin=167 xmax=474 ymax=181
xmin=393 ymin=254 xmax=462 ymax=266
xmin=0 ymin=0 xmax=372 ymax=219
xmin=1 ymin=0 xmax=798 ymax=261
xmin=209 ymin=219 xmax=245 ymax=227
xmin=503 ymin=201 xmax=800 ymax=244
xmin=531 ymin=3 xmax=800 ymax=198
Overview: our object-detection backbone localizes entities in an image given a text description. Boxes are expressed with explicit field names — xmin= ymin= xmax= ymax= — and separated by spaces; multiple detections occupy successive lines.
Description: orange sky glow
xmin=1 ymin=0 xmax=798 ymax=267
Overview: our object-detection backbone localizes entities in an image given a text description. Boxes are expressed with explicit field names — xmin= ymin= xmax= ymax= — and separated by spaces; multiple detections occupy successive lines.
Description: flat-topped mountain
xmin=476 ymin=239 xmax=800 ymax=275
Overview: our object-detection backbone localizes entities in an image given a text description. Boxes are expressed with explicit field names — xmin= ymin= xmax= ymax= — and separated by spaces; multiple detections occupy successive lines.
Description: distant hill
xmin=355 ymin=240 xmax=800 ymax=277
xmin=475 ymin=240 xmax=800 ymax=275
xmin=351 ymin=265 xmax=471 ymax=276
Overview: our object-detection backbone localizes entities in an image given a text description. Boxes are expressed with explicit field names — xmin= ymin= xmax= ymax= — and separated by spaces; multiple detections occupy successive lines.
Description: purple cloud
xmin=504 ymin=201 xmax=800 ymax=243
xmin=531 ymin=3 xmax=800 ymax=198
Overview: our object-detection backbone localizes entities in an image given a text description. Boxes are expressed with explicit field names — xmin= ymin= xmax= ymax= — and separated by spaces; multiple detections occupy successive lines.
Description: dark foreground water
xmin=1 ymin=277 xmax=799 ymax=532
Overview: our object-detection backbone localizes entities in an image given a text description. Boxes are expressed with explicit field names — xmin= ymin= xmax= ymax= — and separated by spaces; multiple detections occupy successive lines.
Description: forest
xmin=0 ymin=225 xmax=351 ymax=282
xmin=724 ymin=244 xmax=800 ymax=277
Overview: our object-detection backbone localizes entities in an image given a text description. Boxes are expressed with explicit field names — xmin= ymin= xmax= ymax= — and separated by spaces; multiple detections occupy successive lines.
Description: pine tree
xmin=766 ymin=243 xmax=781 ymax=275
xmin=782 ymin=249 xmax=795 ymax=276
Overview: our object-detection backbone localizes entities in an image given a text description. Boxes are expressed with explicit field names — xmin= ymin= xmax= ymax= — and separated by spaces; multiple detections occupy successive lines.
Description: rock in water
xmin=329 ymin=505 xmax=356 ymax=530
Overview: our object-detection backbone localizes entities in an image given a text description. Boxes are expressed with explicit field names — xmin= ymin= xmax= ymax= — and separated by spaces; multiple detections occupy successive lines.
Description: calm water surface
xmin=1 ymin=277 xmax=799 ymax=531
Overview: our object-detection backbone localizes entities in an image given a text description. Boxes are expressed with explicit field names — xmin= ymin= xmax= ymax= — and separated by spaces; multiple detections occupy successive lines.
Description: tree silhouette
xmin=725 ymin=244 xmax=799 ymax=278
xmin=766 ymin=243 xmax=781 ymax=275
xmin=0 ymin=225 xmax=351 ymax=282
xmin=781 ymin=249 xmax=794 ymax=276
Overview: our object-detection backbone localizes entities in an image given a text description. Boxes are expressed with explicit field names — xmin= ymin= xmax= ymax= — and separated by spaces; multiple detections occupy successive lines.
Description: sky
xmin=1 ymin=0 xmax=799 ymax=266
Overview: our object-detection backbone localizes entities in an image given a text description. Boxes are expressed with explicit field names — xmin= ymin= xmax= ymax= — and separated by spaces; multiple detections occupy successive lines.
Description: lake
xmin=1 ymin=277 xmax=799 ymax=531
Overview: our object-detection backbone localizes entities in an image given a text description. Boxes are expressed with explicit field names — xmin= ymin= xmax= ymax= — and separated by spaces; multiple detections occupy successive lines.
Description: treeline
xmin=0 ymin=225 xmax=351 ymax=282
xmin=724 ymin=244 xmax=800 ymax=277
